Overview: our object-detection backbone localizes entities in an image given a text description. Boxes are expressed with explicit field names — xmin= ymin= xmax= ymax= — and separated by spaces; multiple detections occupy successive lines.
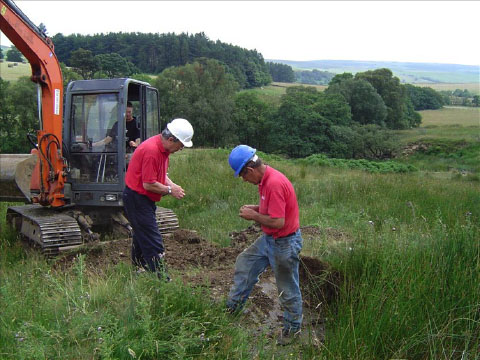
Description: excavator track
xmin=5 ymin=205 xmax=179 ymax=257
xmin=7 ymin=205 xmax=82 ymax=256
xmin=155 ymin=207 xmax=180 ymax=234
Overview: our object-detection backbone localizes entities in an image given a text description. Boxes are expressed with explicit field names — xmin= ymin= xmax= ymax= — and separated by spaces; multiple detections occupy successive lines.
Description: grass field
xmin=394 ymin=107 xmax=479 ymax=144
xmin=415 ymin=82 xmax=480 ymax=94
xmin=393 ymin=107 xmax=480 ymax=174
xmin=396 ymin=107 xmax=480 ymax=142
xmin=0 ymin=61 xmax=30 ymax=81
xmin=1 ymin=147 xmax=479 ymax=359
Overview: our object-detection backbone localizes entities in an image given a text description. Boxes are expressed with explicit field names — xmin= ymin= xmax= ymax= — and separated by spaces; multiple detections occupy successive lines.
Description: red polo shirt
xmin=125 ymin=135 xmax=169 ymax=202
xmin=258 ymin=166 xmax=299 ymax=238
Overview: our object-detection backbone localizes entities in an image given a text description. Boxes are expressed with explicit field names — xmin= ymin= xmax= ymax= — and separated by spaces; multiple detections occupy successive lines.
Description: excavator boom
xmin=1 ymin=0 xmax=66 ymax=207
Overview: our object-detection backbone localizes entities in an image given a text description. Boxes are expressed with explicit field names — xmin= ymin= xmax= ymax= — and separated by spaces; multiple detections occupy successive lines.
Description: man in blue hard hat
xmin=226 ymin=145 xmax=303 ymax=345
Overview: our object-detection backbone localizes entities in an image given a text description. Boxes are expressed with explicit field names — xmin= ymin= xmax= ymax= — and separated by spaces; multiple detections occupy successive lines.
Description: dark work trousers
xmin=122 ymin=186 xmax=165 ymax=273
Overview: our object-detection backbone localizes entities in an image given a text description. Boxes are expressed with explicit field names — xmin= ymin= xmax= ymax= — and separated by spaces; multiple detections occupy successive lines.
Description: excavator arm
xmin=1 ymin=0 xmax=66 ymax=207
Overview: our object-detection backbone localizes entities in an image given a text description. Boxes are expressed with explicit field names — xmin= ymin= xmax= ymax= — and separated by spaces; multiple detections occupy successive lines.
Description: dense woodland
xmin=50 ymin=32 xmax=272 ymax=89
xmin=1 ymin=31 xmax=470 ymax=157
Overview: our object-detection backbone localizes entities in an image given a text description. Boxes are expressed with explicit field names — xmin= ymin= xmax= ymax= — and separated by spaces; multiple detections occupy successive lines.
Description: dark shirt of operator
xmin=107 ymin=118 xmax=140 ymax=146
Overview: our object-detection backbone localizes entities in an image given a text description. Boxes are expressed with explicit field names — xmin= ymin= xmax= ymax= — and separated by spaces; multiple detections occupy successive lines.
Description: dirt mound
xmin=53 ymin=226 xmax=342 ymax=308
xmin=52 ymin=225 xmax=343 ymax=343
xmin=165 ymin=230 xmax=241 ymax=269
xmin=300 ymin=256 xmax=341 ymax=308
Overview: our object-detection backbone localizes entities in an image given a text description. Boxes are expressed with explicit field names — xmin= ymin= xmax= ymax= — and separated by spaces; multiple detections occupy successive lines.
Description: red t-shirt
xmin=258 ymin=166 xmax=299 ymax=238
xmin=125 ymin=135 xmax=169 ymax=202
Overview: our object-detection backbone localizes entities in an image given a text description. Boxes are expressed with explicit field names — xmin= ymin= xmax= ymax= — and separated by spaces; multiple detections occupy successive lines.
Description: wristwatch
xmin=167 ymin=186 xmax=172 ymax=195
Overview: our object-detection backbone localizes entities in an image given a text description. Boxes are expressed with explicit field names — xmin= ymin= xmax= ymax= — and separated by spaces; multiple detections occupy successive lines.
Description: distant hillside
xmin=267 ymin=59 xmax=479 ymax=84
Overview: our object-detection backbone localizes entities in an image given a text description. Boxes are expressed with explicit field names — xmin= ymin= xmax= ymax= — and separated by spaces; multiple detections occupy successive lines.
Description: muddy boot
xmin=276 ymin=328 xmax=302 ymax=346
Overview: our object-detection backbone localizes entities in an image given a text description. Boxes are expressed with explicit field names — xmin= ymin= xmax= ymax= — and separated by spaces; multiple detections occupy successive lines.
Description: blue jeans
xmin=227 ymin=230 xmax=303 ymax=332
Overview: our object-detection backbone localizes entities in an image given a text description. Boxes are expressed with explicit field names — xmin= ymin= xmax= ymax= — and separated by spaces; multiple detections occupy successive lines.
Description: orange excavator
xmin=0 ymin=0 xmax=178 ymax=255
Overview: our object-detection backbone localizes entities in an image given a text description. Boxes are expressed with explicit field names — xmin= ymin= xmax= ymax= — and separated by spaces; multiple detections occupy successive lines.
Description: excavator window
xmin=69 ymin=93 xmax=119 ymax=184
xmin=146 ymin=88 xmax=160 ymax=138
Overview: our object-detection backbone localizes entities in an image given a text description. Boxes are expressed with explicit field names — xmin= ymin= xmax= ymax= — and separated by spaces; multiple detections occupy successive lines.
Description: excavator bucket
xmin=0 ymin=153 xmax=36 ymax=202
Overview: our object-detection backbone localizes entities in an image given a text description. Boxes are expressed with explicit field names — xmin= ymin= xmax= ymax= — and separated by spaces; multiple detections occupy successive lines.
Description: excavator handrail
xmin=1 ymin=0 xmax=66 ymax=207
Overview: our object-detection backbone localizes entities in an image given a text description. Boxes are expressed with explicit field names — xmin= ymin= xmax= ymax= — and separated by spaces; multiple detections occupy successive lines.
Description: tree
xmin=326 ymin=78 xmax=387 ymax=126
xmin=269 ymin=86 xmax=334 ymax=158
xmin=0 ymin=48 xmax=4 ymax=60
xmin=6 ymin=47 xmax=23 ymax=62
xmin=312 ymin=92 xmax=352 ymax=126
xmin=51 ymin=31 xmax=272 ymax=89
xmin=404 ymin=84 xmax=444 ymax=110
xmin=355 ymin=68 xmax=420 ymax=129
xmin=69 ymin=48 xmax=99 ymax=79
xmin=267 ymin=62 xmax=295 ymax=83
xmin=95 ymin=53 xmax=137 ymax=78
xmin=0 ymin=77 xmax=38 ymax=153
xmin=329 ymin=72 xmax=354 ymax=86
xmin=473 ymin=95 xmax=480 ymax=107
xmin=60 ymin=63 xmax=82 ymax=90
xmin=153 ymin=58 xmax=239 ymax=147
xmin=233 ymin=92 xmax=275 ymax=149
xmin=295 ymin=69 xmax=335 ymax=85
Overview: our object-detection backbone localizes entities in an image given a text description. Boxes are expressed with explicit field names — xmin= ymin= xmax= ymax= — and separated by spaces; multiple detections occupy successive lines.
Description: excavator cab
xmin=63 ymin=78 xmax=161 ymax=207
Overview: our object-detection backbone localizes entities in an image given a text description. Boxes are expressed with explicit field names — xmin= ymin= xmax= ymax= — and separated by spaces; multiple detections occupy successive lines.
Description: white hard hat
xmin=167 ymin=118 xmax=194 ymax=147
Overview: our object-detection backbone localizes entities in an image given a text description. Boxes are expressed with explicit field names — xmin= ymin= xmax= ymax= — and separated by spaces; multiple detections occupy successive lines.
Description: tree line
xmin=1 ymin=58 xmax=447 ymax=158
xmin=50 ymin=32 xmax=272 ymax=89
xmin=1 ymin=30 xmax=451 ymax=157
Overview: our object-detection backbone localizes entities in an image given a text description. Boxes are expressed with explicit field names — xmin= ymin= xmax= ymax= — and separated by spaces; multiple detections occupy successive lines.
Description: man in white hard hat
xmin=122 ymin=118 xmax=194 ymax=280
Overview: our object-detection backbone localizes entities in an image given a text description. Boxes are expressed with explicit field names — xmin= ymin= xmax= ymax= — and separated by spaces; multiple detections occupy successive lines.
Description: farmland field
xmin=415 ymin=82 xmax=480 ymax=94
xmin=0 ymin=61 xmax=30 ymax=81
xmin=396 ymin=106 xmax=480 ymax=141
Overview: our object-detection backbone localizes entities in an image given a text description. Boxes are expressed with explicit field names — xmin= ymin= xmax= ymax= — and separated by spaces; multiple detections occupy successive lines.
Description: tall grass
xmin=0 ymin=240 xmax=251 ymax=359
xmin=323 ymin=219 xmax=479 ymax=359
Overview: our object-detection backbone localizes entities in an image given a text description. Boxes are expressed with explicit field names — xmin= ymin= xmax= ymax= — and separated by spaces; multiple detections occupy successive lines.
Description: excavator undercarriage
xmin=6 ymin=204 xmax=179 ymax=256
xmin=1 ymin=154 xmax=179 ymax=256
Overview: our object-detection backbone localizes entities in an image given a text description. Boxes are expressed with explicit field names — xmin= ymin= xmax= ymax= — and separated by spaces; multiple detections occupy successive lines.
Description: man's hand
xmin=239 ymin=205 xmax=258 ymax=221
xmin=170 ymin=183 xmax=185 ymax=199
xmin=239 ymin=205 xmax=285 ymax=228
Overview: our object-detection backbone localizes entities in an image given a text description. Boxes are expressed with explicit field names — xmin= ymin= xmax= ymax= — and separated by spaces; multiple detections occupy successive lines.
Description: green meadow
xmin=0 ymin=61 xmax=31 ymax=82
xmin=395 ymin=107 xmax=480 ymax=175
xmin=416 ymin=82 xmax=480 ymax=95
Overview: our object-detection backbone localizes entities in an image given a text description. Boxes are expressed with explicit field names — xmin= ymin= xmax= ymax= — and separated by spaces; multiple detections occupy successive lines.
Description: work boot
xmin=276 ymin=328 xmax=301 ymax=346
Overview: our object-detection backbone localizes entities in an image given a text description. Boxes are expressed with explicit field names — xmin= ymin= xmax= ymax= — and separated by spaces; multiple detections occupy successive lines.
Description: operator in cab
xmin=93 ymin=101 xmax=140 ymax=152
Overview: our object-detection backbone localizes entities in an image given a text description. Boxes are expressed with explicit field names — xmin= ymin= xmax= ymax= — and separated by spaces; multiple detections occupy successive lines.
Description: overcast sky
xmin=1 ymin=1 xmax=479 ymax=66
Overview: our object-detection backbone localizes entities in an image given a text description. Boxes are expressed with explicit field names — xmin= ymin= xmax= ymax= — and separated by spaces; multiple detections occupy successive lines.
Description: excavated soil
xmin=52 ymin=224 xmax=342 ymax=344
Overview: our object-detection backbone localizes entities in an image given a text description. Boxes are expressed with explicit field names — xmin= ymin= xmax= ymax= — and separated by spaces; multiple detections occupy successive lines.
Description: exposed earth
xmin=52 ymin=224 xmax=342 ymax=346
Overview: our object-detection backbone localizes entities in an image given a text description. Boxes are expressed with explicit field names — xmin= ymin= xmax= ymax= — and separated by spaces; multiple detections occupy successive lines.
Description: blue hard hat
xmin=229 ymin=145 xmax=256 ymax=177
